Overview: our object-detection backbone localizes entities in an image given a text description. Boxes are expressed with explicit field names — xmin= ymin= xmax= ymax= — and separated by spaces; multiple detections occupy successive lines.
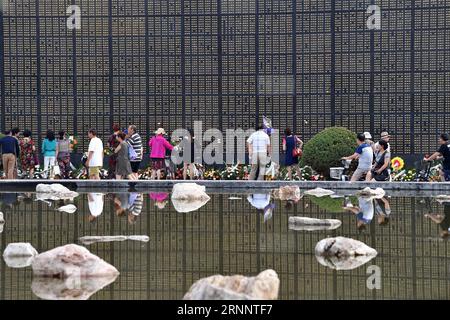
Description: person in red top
xmin=148 ymin=128 xmax=174 ymax=180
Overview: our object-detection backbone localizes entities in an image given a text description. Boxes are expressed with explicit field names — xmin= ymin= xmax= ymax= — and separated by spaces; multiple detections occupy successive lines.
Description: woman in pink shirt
xmin=148 ymin=128 xmax=174 ymax=179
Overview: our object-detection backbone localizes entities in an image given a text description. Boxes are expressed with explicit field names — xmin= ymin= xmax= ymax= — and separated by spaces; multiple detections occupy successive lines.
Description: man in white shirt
xmin=87 ymin=129 xmax=104 ymax=180
xmin=247 ymin=125 xmax=271 ymax=180
xmin=88 ymin=192 xmax=104 ymax=222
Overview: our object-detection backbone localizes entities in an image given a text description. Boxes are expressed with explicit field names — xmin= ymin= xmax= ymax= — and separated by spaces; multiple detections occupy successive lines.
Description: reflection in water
xmin=424 ymin=201 xmax=450 ymax=238
xmin=32 ymin=274 xmax=119 ymax=300
xmin=343 ymin=196 xmax=375 ymax=231
xmin=1 ymin=191 xmax=450 ymax=299
xmin=315 ymin=237 xmax=378 ymax=271
xmin=3 ymin=255 xmax=35 ymax=269
xmin=79 ymin=235 xmax=149 ymax=245
xmin=374 ymin=198 xmax=391 ymax=225
xmin=88 ymin=193 xmax=104 ymax=222
xmin=149 ymin=192 xmax=169 ymax=210
xmin=247 ymin=193 xmax=275 ymax=222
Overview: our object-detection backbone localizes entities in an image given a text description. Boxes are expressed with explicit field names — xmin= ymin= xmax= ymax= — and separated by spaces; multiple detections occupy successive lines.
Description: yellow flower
xmin=391 ymin=157 xmax=405 ymax=171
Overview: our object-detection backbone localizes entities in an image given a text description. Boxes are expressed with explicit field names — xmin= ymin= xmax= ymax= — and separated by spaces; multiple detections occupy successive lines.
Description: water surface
xmin=0 ymin=191 xmax=449 ymax=300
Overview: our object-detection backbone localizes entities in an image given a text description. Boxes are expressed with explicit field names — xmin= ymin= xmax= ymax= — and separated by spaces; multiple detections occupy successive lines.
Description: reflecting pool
xmin=0 ymin=190 xmax=450 ymax=300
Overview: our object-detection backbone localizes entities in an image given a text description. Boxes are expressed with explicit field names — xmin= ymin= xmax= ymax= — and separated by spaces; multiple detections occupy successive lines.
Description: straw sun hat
xmin=155 ymin=128 xmax=166 ymax=135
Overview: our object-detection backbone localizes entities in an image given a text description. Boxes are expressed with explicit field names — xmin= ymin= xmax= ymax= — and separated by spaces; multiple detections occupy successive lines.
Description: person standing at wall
xmin=56 ymin=131 xmax=71 ymax=179
xmin=424 ymin=133 xmax=450 ymax=182
xmin=127 ymin=125 xmax=143 ymax=180
xmin=341 ymin=133 xmax=374 ymax=182
xmin=247 ymin=124 xmax=271 ymax=181
xmin=374 ymin=131 xmax=391 ymax=154
xmin=149 ymin=127 xmax=174 ymax=180
xmin=11 ymin=128 xmax=21 ymax=178
xmin=366 ymin=140 xmax=390 ymax=181
xmin=87 ymin=129 xmax=104 ymax=180
xmin=181 ymin=128 xmax=199 ymax=180
xmin=282 ymin=128 xmax=303 ymax=180
xmin=107 ymin=124 xmax=121 ymax=179
xmin=19 ymin=129 xmax=37 ymax=178
xmin=0 ymin=130 xmax=20 ymax=179
xmin=42 ymin=130 xmax=57 ymax=179
xmin=114 ymin=132 xmax=134 ymax=180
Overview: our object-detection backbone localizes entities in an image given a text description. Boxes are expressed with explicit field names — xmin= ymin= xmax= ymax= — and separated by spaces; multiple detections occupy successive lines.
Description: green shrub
xmin=300 ymin=127 xmax=357 ymax=177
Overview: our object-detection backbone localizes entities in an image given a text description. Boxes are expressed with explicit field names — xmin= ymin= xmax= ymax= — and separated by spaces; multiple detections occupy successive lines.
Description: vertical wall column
xmin=410 ymin=1 xmax=416 ymax=154
xmin=108 ymin=0 xmax=114 ymax=130
xmin=35 ymin=0 xmax=42 ymax=147
xmin=0 ymin=6 xmax=5 ymax=133
xmin=71 ymin=1 xmax=78 ymax=136
xmin=330 ymin=0 xmax=336 ymax=126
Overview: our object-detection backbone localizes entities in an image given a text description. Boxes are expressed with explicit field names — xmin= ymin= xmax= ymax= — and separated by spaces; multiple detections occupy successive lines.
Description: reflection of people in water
xmin=113 ymin=193 xmax=144 ymax=224
xmin=149 ymin=192 xmax=169 ymax=210
xmin=416 ymin=197 xmax=433 ymax=216
xmin=424 ymin=203 xmax=450 ymax=239
xmin=114 ymin=193 xmax=130 ymax=217
xmin=342 ymin=196 xmax=374 ymax=231
xmin=247 ymin=193 xmax=275 ymax=222
xmin=374 ymin=197 xmax=391 ymax=225
xmin=0 ymin=193 xmax=19 ymax=210
xmin=88 ymin=193 xmax=104 ymax=222
xmin=128 ymin=193 xmax=143 ymax=225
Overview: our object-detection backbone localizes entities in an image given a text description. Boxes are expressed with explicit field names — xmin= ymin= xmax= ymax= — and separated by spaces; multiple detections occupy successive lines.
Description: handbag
xmin=292 ymin=135 xmax=303 ymax=158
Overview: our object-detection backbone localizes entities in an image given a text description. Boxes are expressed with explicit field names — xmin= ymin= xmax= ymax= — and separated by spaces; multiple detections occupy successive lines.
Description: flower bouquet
xmin=204 ymin=168 xmax=221 ymax=180
xmin=104 ymin=147 xmax=114 ymax=156
xmin=69 ymin=136 xmax=79 ymax=153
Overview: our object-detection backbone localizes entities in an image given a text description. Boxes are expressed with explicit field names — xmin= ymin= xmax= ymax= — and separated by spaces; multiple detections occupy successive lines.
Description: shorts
xmin=352 ymin=168 xmax=369 ymax=181
xmin=130 ymin=161 xmax=141 ymax=173
xmin=89 ymin=166 xmax=101 ymax=176
xmin=151 ymin=158 xmax=165 ymax=170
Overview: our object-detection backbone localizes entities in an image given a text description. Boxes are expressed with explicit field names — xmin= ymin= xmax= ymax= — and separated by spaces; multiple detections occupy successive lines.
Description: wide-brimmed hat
xmin=155 ymin=128 xmax=166 ymax=135
xmin=363 ymin=132 xmax=372 ymax=140
xmin=380 ymin=131 xmax=391 ymax=139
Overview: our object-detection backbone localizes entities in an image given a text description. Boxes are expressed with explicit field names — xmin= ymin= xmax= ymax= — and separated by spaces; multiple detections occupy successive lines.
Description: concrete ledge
xmin=0 ymin=179 xmax=450 ymax=194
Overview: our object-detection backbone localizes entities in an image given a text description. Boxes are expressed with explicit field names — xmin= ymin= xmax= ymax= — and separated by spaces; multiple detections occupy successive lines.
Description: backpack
xmin=127 ymin=142 xmax=138 ymax=161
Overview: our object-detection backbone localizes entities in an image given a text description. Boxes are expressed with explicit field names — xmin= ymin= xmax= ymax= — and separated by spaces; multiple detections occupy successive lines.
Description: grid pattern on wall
xmin=0 ymin=194 xmax=449 ymax=300
xmin=1 ymin=0 xmax=449 ymax=153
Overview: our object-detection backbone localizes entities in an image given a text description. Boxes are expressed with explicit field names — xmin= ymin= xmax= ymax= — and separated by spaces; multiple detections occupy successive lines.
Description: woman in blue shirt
xmin=42 ymin=130 xmax=57 ymax=178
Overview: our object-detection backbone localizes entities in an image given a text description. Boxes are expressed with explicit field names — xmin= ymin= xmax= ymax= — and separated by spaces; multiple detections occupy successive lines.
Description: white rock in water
xmin=4 ymin=255 xmax=35 ymax=268
xmin=288 ymin=217 xmax=341 ymax=231
xmin=172 ymin=183 xmax=210 ymax=200
xmin=357 ymin=187 xmax=385 ymax=199
xmin=56 ymin=204 xmax=77 ymax=213
xmin=32 ymin=244 xmax=119 ymax=278
xmin=183 ymin=269 xmax=279 ymax=300
xmin=3 ymin=242 xmax=38 ymax=257
xmin=32 ymin=274 xmax=118 ymax=300
xmin=315 ymin=237 xmax=377 ymax=270
xmin=171 ymin=183 xmax=210 ymax=213
xmin=3 ymin=243 xmax=38 ymax=268
xmin=79 ymin=235 xmax=149 ymax=245
xmin=276 ymin=186 xmax=301 ymax=201
xmin=172 ymin=198 xmax=211 ymax=213
xmin=304 ymin=188 xmax=335 ymax=197
xmin=36 ymin=184 xmax=79 ymax=200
